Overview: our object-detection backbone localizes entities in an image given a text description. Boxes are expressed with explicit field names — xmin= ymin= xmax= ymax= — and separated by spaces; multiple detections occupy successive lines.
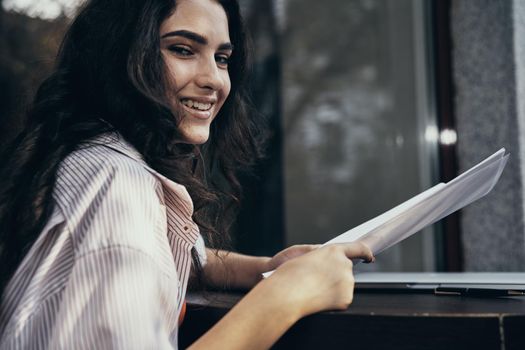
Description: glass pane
xmin=282 ymin=0 xmax=439 ymax=271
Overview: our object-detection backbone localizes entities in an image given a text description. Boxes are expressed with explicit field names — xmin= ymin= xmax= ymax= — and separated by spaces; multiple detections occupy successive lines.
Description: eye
xmin=215 ymin=54 xmax=230 ymax=68
xmin=168 ymin=45 xmax=194 ymax=57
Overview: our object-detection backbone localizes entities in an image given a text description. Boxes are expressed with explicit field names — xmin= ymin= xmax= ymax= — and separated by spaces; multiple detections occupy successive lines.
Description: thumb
xmin=340 ymin=242 xmax=374 ymax=263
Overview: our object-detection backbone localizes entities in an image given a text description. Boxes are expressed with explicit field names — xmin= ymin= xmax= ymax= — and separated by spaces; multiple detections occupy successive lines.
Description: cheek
xmin=163 ymin=56 xmax=191 ymax=90
xmin=222 ymin=77 xmax=232 ymax=102
xmin=225 ymin=79 xmax=232 ymax=96
xmin=161 ymin=56 xmax=177 ymax=92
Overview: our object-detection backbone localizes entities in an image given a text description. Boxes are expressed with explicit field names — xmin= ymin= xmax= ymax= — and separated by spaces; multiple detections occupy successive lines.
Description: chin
xmin=181 ymin=132 xmax=210 ymax=145
xmin=190 ymin=137 xmax=209 ymax=145
xmin=178 ymin=121 xmax=213 ymax=144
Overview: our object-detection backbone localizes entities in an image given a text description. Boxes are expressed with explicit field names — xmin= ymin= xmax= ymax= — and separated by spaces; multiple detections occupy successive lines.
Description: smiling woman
xmin=0 ymin=0 xmax=374 ymax=349
xmin=160 ymin=0 xmax=232 ymax=144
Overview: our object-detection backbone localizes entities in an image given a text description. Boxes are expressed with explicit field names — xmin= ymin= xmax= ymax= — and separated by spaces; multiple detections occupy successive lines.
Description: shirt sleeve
xmin=49 ymin=163 xmax=179 ymax=349
xmin=49 ymin=248 xmax=177 ymax=350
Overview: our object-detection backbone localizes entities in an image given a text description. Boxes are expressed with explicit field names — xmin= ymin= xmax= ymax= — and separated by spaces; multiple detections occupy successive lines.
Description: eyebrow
xmin=161 ymin=30 xmax=234 ymax=51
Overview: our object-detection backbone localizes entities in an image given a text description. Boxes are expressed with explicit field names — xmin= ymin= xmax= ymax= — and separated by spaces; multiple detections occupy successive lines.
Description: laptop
xmin=354 ymin=272 xmax=525 ymax=296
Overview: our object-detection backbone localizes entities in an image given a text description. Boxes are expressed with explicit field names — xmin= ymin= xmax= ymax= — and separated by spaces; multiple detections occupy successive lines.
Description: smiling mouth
xmin=181 ymin=99 xmax=213 ymax=111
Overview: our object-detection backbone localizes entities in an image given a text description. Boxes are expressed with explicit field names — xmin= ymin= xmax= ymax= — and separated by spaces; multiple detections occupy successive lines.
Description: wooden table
xmin=179 ymin=290 xmax=525 ymax=349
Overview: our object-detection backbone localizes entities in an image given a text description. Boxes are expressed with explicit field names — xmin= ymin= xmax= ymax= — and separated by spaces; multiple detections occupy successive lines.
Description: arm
xmin=190 ymin=243 xmax=374 ymax=350
xmin=203 ymin=249 xmax=270 ymax=289
xmin=49 ymin=165 xmax=178 ymax=349
xmin=203 ymin=245 xmax=320 ymax=290
xmin=51 ymin=248 xmax=175 ymax=349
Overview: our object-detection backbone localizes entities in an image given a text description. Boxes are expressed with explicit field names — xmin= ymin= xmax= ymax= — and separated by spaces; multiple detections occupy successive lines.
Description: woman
xmin=0 ymin=0 xmax=374 ymax=349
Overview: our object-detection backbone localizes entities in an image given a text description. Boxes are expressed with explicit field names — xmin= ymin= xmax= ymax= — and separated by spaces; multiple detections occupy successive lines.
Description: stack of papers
xmin=263 ymin=149 xmax=508 ymax=278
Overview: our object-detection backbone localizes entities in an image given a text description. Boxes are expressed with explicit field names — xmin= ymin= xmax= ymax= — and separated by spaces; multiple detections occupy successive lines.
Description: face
xmin=160 ymin=0 xmax=232 ymax=144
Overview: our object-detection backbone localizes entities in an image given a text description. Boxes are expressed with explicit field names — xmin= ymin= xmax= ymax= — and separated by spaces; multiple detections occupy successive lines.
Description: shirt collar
xmin=89 ymin=132 xmax=144 ymax=163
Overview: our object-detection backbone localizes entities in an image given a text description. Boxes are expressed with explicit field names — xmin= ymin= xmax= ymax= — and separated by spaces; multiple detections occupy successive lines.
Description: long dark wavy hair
xmin=0 ymin=0 xmax=264 ymax=292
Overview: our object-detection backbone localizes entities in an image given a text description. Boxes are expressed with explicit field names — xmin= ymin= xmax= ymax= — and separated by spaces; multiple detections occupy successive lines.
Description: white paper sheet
xmin=262 ymin=149 xmax=508 ymax=278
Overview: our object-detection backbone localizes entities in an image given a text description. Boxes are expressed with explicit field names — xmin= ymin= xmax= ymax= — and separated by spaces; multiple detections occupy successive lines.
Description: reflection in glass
xmin=282 ymin=0 xmax=439 ymax=271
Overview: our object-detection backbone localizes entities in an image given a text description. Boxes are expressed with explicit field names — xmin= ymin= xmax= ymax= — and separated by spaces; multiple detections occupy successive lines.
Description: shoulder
xmin=52 ymin=143 xmax=174 ymax=257
xmin=54 ymin=142 xmax=164 ymax=230
xmin=55 ymin=145 xmax=160 ymax=201
xmin=59 ymin=142 xmax=154 ymax=184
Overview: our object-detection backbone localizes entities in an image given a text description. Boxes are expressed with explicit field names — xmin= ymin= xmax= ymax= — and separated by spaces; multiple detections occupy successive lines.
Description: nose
xmin=195 ymin=56 xmax=224 ymax=91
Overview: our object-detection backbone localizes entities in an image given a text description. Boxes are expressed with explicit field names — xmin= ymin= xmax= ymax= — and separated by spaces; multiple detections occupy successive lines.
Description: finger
xmin=293 ymin=244 xmax=320 ymax=250
xmin=298 ymin=244 xmax=321 ymax=252
xmin=288 ymin=244 xmax=320 ymax=257
xmin=341 ymin=242 xmax=374 ymax=262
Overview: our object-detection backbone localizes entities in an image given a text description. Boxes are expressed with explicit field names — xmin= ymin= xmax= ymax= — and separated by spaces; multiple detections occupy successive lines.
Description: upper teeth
xmin=182 ymin=99 xmax=212 ymax=111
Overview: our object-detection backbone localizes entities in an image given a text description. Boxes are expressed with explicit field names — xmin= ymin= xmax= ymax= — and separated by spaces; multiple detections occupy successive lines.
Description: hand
xmin=266 ymin=244 xmax=320 ymax=272
xmin=266 ymin=243 xmax=375 ymax=273
xmin=191 ymin=242 xmax=374 ymax=349
xmin=268 ymin=242 xmax=374 ymax=318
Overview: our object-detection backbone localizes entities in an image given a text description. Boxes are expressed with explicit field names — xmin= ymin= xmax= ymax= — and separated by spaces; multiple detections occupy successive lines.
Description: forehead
xmin=160 ymin=0 xmax=230 ymax=41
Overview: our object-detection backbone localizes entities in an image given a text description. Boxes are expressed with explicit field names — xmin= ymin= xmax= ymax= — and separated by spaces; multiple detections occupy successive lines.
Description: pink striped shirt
xmin=0 ymin=133 xmax=206 ymax=349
